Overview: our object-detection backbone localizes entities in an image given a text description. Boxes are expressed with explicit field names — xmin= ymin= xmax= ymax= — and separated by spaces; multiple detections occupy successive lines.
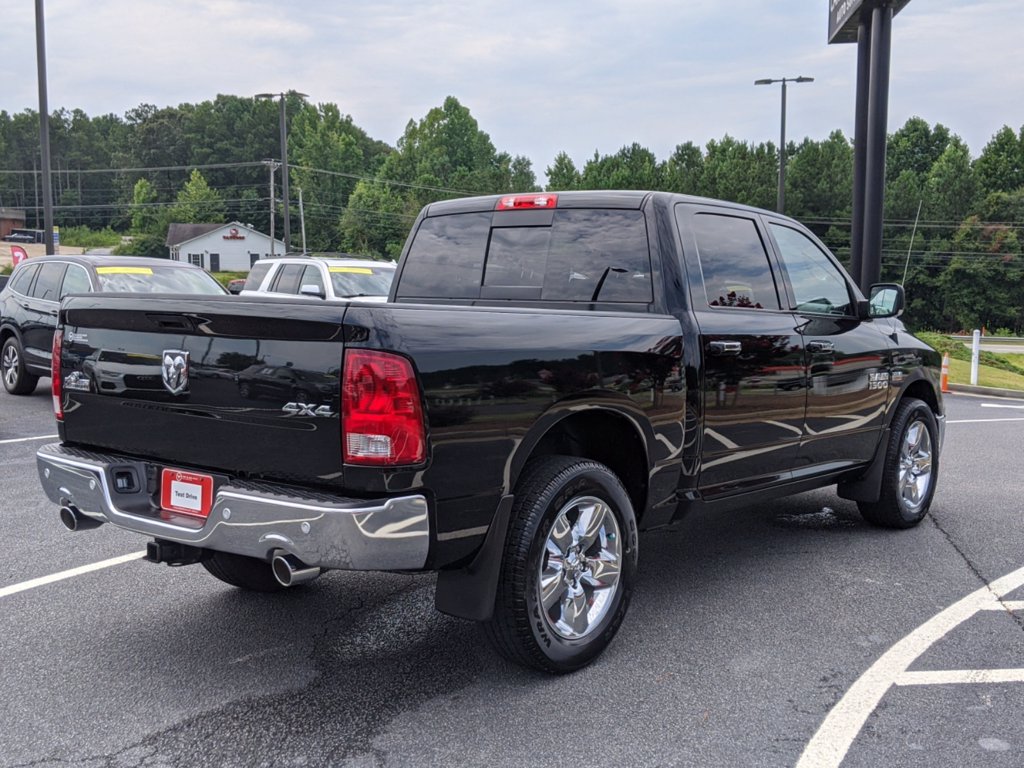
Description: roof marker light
xmin=495 ymin=194 xmax=559 ymax=210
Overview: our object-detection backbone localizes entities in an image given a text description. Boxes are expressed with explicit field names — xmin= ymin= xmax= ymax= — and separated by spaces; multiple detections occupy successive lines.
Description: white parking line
xmin=897 ymin=669 xmax=1024 ymax=686
xmin=0 ymin=434 xmax=58 ymax=445
xmin=946 ymin=418 xmax=1024 ymax=424
xmin=0 ymin=551 xmax=146 ymax=599
xmin=797 ymin=564 xmax=1024 ymax=768
xmin=980 ymin=403 xmax=1024 ymax=410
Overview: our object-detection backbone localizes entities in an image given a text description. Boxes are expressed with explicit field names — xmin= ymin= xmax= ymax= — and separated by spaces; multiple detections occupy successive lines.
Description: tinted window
xmin=272 ymin=264 xmax=305 ymax=294
xmin=398 ymin=213 xmax=491 ymax=299
xmin=770 ymin=224 xmax=852 ymax=316
xmin=543 ymin=210 xmax=651 ymax=302
xmin=60 ymin=264 xmax=91 ymax=298
xmin=94 ymin=265 xmax=225 ymax=294
xmin=244 ymin=261 xmax=273 ymax=290
xmin=31 ymin=262 xmax=67 ymax=302
xmin=691 ymin=214 xmax=780 ymax=310
xmin=397 ymin=209 xmax=651 ymax=303
xmin=9 ymin=263 xmax=39 ymax=295
xmin=328 ymin=265 xmax=394 ymax=298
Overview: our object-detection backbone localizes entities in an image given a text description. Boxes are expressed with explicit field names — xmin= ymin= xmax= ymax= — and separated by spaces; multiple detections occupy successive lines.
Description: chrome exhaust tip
xmin=271 ymin=553 xmax=320 ymax=587
xmin=59 ymin=505 xmax=103 ymax=531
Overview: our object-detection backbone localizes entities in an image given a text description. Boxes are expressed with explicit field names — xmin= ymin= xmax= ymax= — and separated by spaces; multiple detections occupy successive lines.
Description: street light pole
xmin=255 ymin=91 xmax=308 ymax=252
xmin=754 ymin=76 xmax=813 ymax=214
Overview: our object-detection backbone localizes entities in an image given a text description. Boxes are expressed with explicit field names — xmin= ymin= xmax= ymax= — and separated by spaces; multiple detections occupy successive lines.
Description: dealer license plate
xmin=160 ymin=468 xmax=214 ymax=518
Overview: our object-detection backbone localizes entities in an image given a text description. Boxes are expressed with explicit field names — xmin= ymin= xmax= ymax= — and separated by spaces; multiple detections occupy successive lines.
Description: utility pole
xmin=297 ymin=187 xmax=307 ymax=254
xmin=264 ymin=159 xmax=280 ymax=257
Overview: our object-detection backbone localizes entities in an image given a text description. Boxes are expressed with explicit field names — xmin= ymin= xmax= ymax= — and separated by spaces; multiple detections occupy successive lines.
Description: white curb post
xmin=970 ymin=329 xmax=981 ymax=386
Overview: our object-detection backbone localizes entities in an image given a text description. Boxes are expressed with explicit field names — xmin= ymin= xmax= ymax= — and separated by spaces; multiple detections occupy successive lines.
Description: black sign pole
xmin=861 ymin=3 xmax=893 ymax=292
xmin=848 ymin=15 xmax=872 ymax=289
xmin=35 ymin=0 xmax=55 ymax=255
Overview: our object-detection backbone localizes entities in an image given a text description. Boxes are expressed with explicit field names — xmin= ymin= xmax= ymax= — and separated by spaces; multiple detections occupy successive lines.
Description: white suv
xmin=239 ymin=256 xmax=396 ymax=302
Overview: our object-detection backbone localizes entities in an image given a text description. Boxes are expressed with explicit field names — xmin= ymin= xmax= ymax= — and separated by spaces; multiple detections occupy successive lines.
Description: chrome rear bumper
xmin=36 ymin=443 xmax=429 ymax=571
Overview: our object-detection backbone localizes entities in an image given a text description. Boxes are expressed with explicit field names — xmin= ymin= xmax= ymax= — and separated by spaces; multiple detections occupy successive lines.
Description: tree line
xmin=1 ymin=94 xmax=1022 ymax=333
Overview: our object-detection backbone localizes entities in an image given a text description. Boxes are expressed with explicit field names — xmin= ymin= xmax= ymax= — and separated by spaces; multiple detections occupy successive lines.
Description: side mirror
xmin=868 ymin=283 xmax=904 ymax=319
xmin=299 ymin=283 xmax=325 ymax=299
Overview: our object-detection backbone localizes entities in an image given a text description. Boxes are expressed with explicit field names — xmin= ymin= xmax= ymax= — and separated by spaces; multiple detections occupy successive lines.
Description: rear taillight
xmin=495 ymin=193 xmax=558 ymax=210
xmin=51 ymin=328 xmax=63 ymax=421
xmin=342 ymin=350 xmax=425 ymax=466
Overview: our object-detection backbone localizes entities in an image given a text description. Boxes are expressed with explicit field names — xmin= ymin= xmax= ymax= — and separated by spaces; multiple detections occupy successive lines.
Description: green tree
xmin=924 ymin=140 xmax=976 ymax=225
xmin=546 ymin=152 xmax=581 ymax=191
xmin=886 ymin=117 xmax=951 ymax=183
xmin=973 ymin=125 xmax=1024 ymax=197
xmin=339 ymin=180 xmax=414 ymax=258
xmin=580 ymin=143 xmax=662 ymax=190
xmin=662 ymin=142 xmax=704 ymax=195
xmin=786 ymin=131 xmax=853 ymax=228
xmin=130 ymin=177 xmax=160 ymax=233
xmin=169 ymin=169 xmax=226 ymax=223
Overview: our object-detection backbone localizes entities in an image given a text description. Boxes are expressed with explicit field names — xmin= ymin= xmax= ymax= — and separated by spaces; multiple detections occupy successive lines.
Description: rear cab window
xmin=396 ymin=207 xmax=653 ymax=306
xmin=243 ymin=261 xmax=273 ymax=291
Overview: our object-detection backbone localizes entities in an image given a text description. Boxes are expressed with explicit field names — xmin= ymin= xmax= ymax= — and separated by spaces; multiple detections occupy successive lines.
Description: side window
xmin=243 ymin=261 xmax=272 ymax=291
xmin=59 ymin=265 xmax=91 ymax=298
xmin=31 ymin=262 xmax=67 ymax=302
xmin=272 ymin=264 xmax=305 ymax=294
xmin=9 ymin=263 xmax=40 ymax=295
xmin=300 ymin=265 xmax=325 ymax=294
xmin=769 ymin=224 xmax=853 ymax=316
xmin=690 ymin=213 xmax=780 ymax=310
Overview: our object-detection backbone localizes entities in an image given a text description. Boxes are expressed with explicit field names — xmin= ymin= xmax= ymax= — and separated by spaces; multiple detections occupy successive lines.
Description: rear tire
xmin=201 ymin=551 xmax=286 ymax=592
xmin=482 ymin=455 xmax=638 ymax=674
xmin=2 ymin=337 xmax=39 ymax=395
xmin=858 ymin=397 xmax=939 ymax=529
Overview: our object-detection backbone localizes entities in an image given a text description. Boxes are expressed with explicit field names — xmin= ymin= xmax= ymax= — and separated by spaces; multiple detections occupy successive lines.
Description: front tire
xmin=858 ymin=397 xmax=939 ymax=528
xmin=482 ymin=455 xmax=638 ymax=674
xmin=202 ymin=551 xmax=287 ymax=592
xmin=2 ymin=337 xmax=39 ymax=395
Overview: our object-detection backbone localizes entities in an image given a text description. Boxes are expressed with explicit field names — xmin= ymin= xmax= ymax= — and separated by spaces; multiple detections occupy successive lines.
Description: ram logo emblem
xmin=161 ymin=350 xmax=190 ymax=395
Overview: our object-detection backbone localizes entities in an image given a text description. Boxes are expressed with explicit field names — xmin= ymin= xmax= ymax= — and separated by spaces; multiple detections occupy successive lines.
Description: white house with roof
xmin=166 ymin=221 xmax=285 ymax=272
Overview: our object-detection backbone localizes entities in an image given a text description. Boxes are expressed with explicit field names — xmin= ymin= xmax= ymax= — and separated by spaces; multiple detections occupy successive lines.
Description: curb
xmin=946 ymin=383 xmax=1024 ymax=400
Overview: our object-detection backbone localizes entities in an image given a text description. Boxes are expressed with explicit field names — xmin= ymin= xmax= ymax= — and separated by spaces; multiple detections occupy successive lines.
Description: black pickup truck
xmin=36 ymin=191 xmax=943 ymax=673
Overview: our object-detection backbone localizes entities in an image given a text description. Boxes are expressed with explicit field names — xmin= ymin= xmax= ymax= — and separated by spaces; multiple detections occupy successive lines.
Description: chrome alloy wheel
xmin=2 ymin=343 xmax=19 ymax=389
xmin=899 ymin=419 xmax=933 ymax=512
xmin=538 ymin=495 xmax=623 ymax=640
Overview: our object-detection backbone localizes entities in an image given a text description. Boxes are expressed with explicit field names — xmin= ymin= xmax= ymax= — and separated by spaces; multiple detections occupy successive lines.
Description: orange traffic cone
xmin=940 ymin=352 xmax=950 ymax=393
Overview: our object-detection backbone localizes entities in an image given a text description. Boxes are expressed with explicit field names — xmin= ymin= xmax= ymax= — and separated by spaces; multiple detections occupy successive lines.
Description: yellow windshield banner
xmin=95 ymin=266 xmax=153 ymax=275
xmin=328 ymin=267 xmax=374 ymax=274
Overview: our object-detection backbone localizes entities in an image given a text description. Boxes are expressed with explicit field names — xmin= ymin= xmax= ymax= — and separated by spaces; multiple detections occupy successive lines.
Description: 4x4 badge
xmin=162 ymin=350 xmax=190 ymax=395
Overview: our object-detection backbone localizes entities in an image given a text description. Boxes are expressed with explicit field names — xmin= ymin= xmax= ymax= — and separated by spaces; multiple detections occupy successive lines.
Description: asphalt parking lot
xmin=1 ymin=386 xmax=1022 ymax=767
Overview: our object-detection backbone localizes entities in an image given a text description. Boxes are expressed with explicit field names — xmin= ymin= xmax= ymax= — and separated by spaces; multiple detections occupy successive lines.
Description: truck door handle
xmin=709 ymin=341 xmax=742 ymax=356
xmin=807 ymin=340 xmax=835 ymax=353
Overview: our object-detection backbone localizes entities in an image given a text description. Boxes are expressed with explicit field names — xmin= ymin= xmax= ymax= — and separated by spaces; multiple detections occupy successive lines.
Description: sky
xmin=2 ymin=0 xmax=1023 ymax=181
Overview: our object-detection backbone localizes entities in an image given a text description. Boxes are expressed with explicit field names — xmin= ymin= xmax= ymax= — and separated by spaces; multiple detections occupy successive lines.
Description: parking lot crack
xmin=929 ymin=513 xmax=1024 ymax=634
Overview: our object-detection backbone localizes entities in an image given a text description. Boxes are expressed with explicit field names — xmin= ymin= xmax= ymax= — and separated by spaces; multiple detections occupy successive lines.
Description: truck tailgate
xmin=58 ymin=295 xmax=348 ymax=485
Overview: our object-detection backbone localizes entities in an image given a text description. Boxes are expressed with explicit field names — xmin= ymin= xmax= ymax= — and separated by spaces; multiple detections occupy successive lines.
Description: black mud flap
xmin=837 ymin=428 xmax=891 ymax=503
xmin=434 ymin=494 xmax=514 ymax=622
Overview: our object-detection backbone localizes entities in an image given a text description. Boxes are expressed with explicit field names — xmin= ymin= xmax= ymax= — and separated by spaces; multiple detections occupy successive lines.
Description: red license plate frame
xmin=160 ymin=468 xmax=214 ymax=518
